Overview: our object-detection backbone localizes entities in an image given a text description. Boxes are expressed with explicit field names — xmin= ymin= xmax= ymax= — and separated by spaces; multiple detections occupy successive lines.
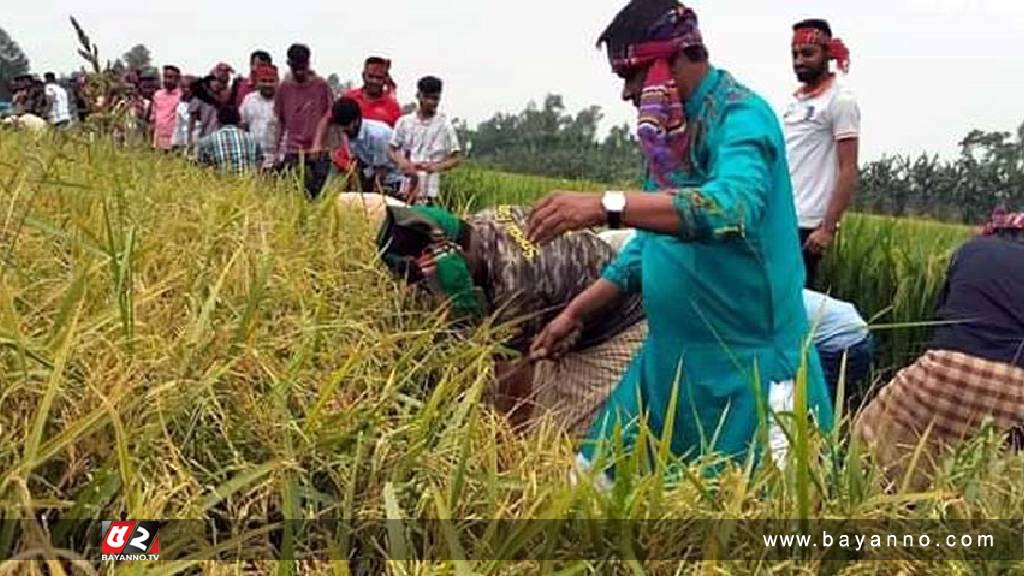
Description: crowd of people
xmin=5 ymin=0 xmax=1022 ymax=489
xmin=5 ymin=45 xmax=463 ymax=202
xmin=5 ymin=72 xmax=78 ymax=131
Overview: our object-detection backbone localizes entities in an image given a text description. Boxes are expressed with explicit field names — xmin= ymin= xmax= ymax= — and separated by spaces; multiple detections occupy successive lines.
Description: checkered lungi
xmin=529 ymin=320 xmax=648 ymax=438
xmin=855 ymin=349 xmax=1024 ymax=486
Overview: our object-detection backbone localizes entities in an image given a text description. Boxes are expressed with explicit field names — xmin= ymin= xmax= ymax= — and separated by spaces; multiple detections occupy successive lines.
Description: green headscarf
xmin=411 ymin=206 xmax=463 ymax=241
xmin=378 ymin=205 xmax=485 ymax=318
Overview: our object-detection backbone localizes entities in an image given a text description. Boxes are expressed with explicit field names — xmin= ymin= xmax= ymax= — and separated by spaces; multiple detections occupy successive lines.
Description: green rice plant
xmin=0 ymin=131 xmax=1019 ymax=576
xmin=818 ymin=214 xmax=971 ymax=380
xmin=442 ymin=166 xmax=605 ymax=211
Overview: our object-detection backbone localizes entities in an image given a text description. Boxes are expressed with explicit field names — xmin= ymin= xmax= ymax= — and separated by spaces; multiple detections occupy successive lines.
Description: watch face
xmin=604 ymin=192 xmax=626 ymax=211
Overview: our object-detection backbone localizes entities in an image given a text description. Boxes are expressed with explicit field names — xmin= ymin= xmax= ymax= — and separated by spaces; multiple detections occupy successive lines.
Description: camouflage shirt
xmin=468 ymin=205 xmax=645 ymax=353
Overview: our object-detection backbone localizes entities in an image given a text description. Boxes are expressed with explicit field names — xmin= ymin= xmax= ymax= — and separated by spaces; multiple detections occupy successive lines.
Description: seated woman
xmin=855 ymin=209 xmax=1024 ymax=487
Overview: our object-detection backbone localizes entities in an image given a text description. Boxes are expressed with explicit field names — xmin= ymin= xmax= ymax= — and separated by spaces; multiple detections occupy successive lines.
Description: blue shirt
xmin=803 ymin=290 xmax=869 ymax=352
xmin=351 ymin=119 xmax=402 ymax=188
xmin=587 ymin=67 xmax=834 ymax=463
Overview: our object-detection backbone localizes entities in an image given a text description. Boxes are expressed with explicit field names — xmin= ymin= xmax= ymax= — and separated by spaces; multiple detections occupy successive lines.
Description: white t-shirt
xmin=45 ymin=83 xmax=71 ymax=124
xmin=783 ymin=78 xmax=860 ymax=229
xmin=390 ymin=111 xmax=461 ymax=199
xmin=240 ymin=92 xmax=279 ymax=167
xmin=171 ymin=101 xmax=191 ymax=148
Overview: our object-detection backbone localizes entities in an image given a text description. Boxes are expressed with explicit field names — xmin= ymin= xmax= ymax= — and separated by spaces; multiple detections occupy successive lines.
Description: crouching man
xmin=855 ymin=209 xmax=1024 ymax=487
xmin=341 ymin=194 xmax=647 ymax=436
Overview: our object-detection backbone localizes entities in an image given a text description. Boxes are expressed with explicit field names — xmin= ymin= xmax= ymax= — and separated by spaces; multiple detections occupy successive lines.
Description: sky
xmin=7 ymin=0 xmax=1024 ymax=160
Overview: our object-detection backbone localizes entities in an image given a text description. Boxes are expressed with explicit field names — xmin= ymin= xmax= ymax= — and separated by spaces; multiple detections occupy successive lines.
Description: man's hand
xmin=529 ymin=309 xmax=583 ymax=362
xmin=803 ymin=226 xmax=835 ymax=255
xmin=399 ymin=160 xmax=418 ymax=176
xmin=527 ymin=192 xmax=605 ymax=245
xmin=416 ymin=251 xmax=437 ymax=278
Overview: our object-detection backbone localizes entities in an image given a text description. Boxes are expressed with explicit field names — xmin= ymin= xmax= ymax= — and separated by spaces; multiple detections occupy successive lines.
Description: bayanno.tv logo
xmin=100 ymin=521 xmax=161 ymax=561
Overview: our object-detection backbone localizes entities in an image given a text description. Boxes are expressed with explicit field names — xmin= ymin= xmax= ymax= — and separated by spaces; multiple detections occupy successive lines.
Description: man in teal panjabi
xmin=526 ymin=0 xmax=834 ymax=473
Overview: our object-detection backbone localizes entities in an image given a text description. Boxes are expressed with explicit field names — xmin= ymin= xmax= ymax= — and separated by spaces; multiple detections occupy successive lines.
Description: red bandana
xmin=253 ymin=64 xmax=279 ymax=83
xmin=365 ymin=59 xmax=397 ymax=95
xmin=609 ymin=4 xmax=702 ymax=188
xmin=982 ymin=209 xmax=1024 ymax=236
xmin=792 ymin=28 xmax=850 ymax=74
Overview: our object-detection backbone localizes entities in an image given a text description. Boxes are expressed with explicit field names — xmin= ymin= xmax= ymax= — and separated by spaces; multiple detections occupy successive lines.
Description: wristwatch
xmin=602 ymin=191 xmax=626 ymax=229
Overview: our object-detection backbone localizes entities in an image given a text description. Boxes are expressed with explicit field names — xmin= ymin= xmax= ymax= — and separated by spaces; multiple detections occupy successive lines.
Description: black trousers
xmin=282 ymin=153 xmax=331 ymax=200
xmin=799 ymin=228 xmax=822 ymax=289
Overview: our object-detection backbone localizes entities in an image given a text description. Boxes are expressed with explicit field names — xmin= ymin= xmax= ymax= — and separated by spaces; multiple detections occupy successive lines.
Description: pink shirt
xmin=274 ymin=77 xmax=332 ymax=154
xmin=151 ymin=88 xmax=181 ymax=150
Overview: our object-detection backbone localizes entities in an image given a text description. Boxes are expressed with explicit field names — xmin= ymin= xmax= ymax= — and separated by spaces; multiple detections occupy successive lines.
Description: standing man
xmin=150 ymin=65 xmax=182 ymax=151
xmin=234 ymin=50 xmax=273 ymax=107
xmin=274 ymin=43 xmax=333 ymax=199
xmin=43 ymin=73 xmax=71 ymax=128
xmin=784 ymin=19 xmax=860 ymax=288
xmin=388 ymin=76 xmax=462 ymax=205
xmin=211 ymin=63 xmax=234 ymax=99
xmin=136 ymin=73 xmax=159 ymax=142
xmin=72 ymin=72 xmax=90 ymax=123
xmin=240 ymin=64 xmax=280 ymax=169
xmin=343 ymin=57 xmax=401 ymax=127
xmin=187 ymin=76 xmax=222 ymax=147
xmin=526 ymin=0 xmax=833 ymax=472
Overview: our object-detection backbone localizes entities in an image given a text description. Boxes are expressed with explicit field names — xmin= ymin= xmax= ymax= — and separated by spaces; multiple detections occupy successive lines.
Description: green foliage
xmin=442 ymin=165 xmax=606 ymax=212
xmin=460 ymin=94 xmax=645 ymax=184
xmin=818 ymin=215 xmax=972 ymax=383
xmin=122 ymin=43 xmax=152 ymax=73
xmin=858 ymin=122 xmax=1024 ymax=224
xmin=0 ymin=26 xmax=31 ymax=100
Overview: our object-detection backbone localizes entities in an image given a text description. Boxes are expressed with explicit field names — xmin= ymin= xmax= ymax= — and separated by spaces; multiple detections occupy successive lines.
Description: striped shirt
xmin=197 ymin=125 xmax=262 ymax=176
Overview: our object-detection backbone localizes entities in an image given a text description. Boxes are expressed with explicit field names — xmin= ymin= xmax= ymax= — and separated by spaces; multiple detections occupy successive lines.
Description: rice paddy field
xmin=0 ymin=130 xmax=1021 ymax=576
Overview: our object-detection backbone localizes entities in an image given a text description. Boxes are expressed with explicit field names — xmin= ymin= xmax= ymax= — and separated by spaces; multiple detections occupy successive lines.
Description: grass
xmin=0 ymin=131 xmax=1021 ymax=575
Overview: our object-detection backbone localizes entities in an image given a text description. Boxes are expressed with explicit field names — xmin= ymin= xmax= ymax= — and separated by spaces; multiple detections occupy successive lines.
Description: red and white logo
xmin=101 ymin=521 xmax=160 ymax=561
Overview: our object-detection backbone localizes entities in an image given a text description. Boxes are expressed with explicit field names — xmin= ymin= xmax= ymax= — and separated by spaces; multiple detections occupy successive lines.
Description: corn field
xmin=0 ymin=131 xmax=1021 ymax=575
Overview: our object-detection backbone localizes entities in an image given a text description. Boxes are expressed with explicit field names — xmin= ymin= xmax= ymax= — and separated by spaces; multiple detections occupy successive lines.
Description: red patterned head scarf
xmin=253 ymin=64 xmax=279 ymax=83
xmin=365 ymin=57 xmax=397 ymax=95
xmin=982 ymin=208 xmax=1024 ymax=236
xmin=792 ymin=27 xmax=850 ymax=74
xmin=607 ymin=4 xmax=703 ymax=188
